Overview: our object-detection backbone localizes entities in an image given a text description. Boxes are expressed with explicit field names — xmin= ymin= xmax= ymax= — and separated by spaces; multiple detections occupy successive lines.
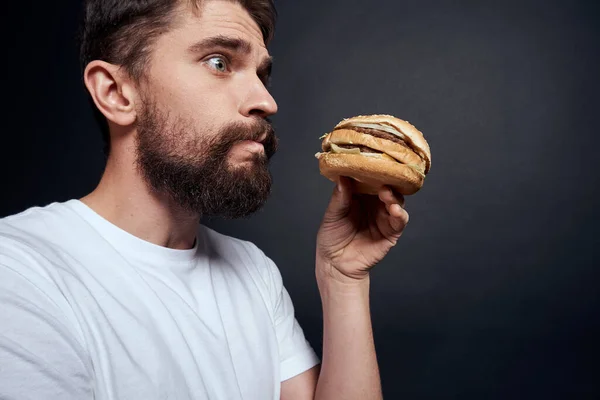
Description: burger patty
xmin=339 ymin=127 xmax=411 ymax=149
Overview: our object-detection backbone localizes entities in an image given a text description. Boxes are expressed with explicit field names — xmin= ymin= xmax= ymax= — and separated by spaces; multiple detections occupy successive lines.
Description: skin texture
xmin=81 ymin=2 xmax=407 ymax=399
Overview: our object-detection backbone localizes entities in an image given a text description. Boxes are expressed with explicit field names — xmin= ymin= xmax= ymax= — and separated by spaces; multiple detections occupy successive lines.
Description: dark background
xmin=1 ymin=0 xmax=599 ymax=398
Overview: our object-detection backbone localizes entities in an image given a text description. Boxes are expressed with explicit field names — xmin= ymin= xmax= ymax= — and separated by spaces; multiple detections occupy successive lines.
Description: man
xmin=0 ymin=0 xmax=408 ymax=399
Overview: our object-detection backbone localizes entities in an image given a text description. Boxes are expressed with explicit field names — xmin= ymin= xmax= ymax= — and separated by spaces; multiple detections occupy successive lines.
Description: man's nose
xmin=239 ymin=80 xmax=278 ymax=119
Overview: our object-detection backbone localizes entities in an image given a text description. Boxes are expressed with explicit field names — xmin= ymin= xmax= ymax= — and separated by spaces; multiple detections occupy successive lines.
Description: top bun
xmin=334 ymin=114 xmax=431 ymax=174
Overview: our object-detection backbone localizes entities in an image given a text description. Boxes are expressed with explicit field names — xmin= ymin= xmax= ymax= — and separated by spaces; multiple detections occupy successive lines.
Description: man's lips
xmin=257 ymin=132 xmax=268 ymax=143
xmin=237 ymin=140 xmax=264 ymax=152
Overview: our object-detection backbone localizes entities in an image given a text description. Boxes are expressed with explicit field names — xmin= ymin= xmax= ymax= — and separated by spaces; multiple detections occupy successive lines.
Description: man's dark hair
xmin=78 ymin=0 xmax=277 ymax=158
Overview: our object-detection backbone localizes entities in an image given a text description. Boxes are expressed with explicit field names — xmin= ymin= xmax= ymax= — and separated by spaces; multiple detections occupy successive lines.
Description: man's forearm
xmin=314 ymin=259 xmax=383 ymax=400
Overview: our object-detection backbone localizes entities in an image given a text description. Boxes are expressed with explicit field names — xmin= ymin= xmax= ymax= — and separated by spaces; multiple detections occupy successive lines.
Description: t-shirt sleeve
xmin=259 ymin=252 xmax=321 ymax=382
xmin=0 ymin=245 xmax=93 ymax=399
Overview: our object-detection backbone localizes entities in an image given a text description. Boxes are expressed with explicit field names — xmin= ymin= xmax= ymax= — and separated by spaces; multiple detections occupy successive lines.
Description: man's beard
xmin=134 ymin=99 xmax=278 ymax=219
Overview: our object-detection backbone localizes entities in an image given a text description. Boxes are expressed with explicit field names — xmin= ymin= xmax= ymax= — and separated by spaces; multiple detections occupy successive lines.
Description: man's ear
xmin=84 ymin=61 xmax=138 ymax=128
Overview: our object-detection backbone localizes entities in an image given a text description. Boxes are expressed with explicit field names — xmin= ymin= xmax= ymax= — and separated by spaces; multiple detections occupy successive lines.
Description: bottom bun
xmin=317 ymin=153 xmax=424 ymax=195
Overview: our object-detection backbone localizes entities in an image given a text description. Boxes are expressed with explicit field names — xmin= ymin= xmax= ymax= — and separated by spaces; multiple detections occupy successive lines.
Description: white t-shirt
xmin=0 ymin=200 xmax=320 ymax=400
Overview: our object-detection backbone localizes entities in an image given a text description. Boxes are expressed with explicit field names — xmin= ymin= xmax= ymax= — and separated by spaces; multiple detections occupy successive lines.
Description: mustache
xmin=246 ymin=117 xmax=274 ymax=142
xmin=216 ymin=118 xmax=279 ymax=160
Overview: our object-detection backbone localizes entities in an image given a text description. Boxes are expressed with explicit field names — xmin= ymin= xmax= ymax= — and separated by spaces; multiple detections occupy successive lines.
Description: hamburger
xmin=315 ymin=114 xmax=431 ymax=195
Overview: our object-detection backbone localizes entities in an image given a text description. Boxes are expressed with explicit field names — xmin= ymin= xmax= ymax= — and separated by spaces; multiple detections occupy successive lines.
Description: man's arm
xmin=314 ymin=267 xmax=381 ymax=399
xmin=280 ymin=266 xmax=381 ymax=400
xmin=281 ymin=364 xmax=320 ymax=400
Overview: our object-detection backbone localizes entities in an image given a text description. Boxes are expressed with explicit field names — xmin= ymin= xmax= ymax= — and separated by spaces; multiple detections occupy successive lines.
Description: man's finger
xmin=378 ymin=187 xmax=405 ymax=211
xmin=376 ymin=201 xmax=409 ymax=240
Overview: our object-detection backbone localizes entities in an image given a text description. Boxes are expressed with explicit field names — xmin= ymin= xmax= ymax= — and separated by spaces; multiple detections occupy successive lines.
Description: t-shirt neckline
xmin=66 ymin=199 xmax=200 ymax=265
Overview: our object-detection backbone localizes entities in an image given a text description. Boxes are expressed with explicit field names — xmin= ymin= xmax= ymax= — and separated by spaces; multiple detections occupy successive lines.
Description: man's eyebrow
xmin=258 ymin=56 xmax=274 ymax=80
xmin=187 ymin=35 xmax=252 ymax=55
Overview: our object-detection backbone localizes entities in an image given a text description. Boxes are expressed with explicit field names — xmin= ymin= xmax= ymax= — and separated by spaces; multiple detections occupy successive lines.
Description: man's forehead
xmin=180 ymin=1 xmax=267 ymax=51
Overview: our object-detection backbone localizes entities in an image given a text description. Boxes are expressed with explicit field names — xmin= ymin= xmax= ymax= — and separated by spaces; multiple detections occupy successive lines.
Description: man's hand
xmin=316 ymin=176 xmax=409 ymax=284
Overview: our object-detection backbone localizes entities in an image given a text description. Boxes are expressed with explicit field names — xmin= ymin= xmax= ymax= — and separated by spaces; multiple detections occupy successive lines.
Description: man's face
xmin=134 ymin=1 xmax=279 ymax=218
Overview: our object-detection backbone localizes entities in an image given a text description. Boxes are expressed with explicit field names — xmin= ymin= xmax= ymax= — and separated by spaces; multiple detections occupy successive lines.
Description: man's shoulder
xmin=2 ymin=199 xmax=67 ymax=235
xmin=0 ymin=200 xmax=81 ymax=263
xmin=0 ymin=202 xmax=82 ymax=298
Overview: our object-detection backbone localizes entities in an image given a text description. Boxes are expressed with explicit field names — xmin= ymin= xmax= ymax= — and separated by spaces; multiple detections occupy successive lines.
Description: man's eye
xmin=206 ymin=56 xmax=228 ymax=73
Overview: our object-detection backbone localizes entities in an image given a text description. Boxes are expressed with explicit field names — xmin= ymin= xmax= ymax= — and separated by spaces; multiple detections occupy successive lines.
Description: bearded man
xmin=0 ymin=1 xmax=409 ymax=399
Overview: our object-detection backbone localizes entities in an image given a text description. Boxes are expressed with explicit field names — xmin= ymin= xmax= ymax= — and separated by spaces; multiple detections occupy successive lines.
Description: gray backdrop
xmin=1 ymin=0 xmax=599 ymax=398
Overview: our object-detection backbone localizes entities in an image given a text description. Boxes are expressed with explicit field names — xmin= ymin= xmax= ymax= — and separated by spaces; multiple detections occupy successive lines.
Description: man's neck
xmin=80 ymin=154 xmax=200 ymax=251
